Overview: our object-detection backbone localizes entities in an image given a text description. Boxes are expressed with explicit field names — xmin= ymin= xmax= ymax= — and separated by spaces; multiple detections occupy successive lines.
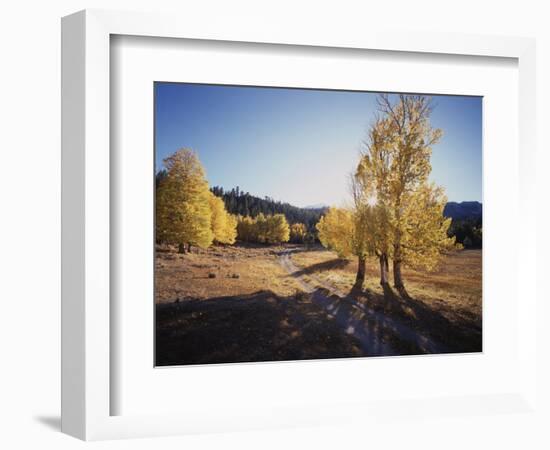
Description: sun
xmin=366 ymin=194 xmax=378 ymax=207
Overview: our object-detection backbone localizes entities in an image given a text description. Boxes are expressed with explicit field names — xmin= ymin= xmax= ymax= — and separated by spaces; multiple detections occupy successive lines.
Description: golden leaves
xmin=236 ymin=213 xmax=290 ymax=244
xmin=156 ymin=148 xmax=238 ymax=249
xmin=316 ymin=207 xmax=362 ymax=258
xmin=319 ymin=94 xmax=452 ymax=279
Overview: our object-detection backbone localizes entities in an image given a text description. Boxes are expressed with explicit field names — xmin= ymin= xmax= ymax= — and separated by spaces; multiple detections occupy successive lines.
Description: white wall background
xmin=0 ymin=1 xmax=548 ymax=449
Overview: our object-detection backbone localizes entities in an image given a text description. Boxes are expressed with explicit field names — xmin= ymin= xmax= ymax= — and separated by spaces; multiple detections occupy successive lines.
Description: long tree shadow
xmin=279 ymin=252 xmax=436 ymax=355
xmin=355 ymin=283 xmax=482 ymax=354
xmin=291 ymin=258 xmax=350 ymax=277
xmin=308 ymin=287 xmax=416 ymax=356
xmin=155 ymin=290 xmax=366 ymax=366
xmin=278 ymin=251 xmax=480 ymax=356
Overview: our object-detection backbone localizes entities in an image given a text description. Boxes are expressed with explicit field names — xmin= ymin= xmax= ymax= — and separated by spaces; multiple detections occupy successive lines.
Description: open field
xmin=156 ymin=290 xmax=364 ymax=366
xmin=155 ymin=244 xmax=482 ymax=365
xmin=291 ymin=247 xmax=482 ymax=326
xmin=155 ymin=244 xmax=364 ymax=365
xmin=290 ymin=247 xmax=482 ymax=353
xmin=155 ymin=243 xmax=303 ymax=302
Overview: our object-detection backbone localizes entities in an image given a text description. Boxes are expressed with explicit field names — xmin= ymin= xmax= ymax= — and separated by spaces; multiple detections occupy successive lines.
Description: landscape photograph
xmin=154 ymin=83 xmax=482 ymax=366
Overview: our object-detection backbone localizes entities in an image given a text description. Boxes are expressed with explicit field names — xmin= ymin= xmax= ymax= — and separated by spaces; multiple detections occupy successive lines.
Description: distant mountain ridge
xmin=443 ymin=201 xmax=482 ymax=221
xmin=305 ymin=201 xmax=483 ymax=220
xmin=303 ymin=203 xmax=330 ymax=210
xmin=211 ymin=185 xmax=481 ymax=228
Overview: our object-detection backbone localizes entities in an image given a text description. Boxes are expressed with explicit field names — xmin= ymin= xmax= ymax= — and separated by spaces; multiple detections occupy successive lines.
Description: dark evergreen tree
xmin=447 ymin=217 xmax=482 ymax=249
xmin=210 ymin=186 xmax=326 ymax=234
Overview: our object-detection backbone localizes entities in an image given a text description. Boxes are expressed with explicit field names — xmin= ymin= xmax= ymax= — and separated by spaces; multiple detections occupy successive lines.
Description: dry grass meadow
xmin=155 ymin=244 xmax=365 ymax=365
xmin=290 ymin=247 xmax=482 ymax=353
xmin=155 ymin=243 xmax=302 ymax=302
xmin=291 ymin=248 xmax=482 ymax=325
xmin=155 ymin=244 xmax=482 ymax=365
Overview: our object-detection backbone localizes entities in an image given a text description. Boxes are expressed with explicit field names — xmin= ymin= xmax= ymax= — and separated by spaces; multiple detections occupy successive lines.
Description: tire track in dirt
xmin=278 ymin=249 xmax=448 ymax=356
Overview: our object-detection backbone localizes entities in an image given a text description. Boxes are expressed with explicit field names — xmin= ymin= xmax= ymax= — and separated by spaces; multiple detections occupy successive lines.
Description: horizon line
xmin=208 ymin=184 xmax=482 ymax=209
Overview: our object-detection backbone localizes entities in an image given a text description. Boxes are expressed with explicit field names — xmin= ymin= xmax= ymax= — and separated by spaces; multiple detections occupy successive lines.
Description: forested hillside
xmin=156 ymin=167 xmax=482 ymax=249
xmin=444 ymin=201 xmax=482 ymax=249
xmin=208 ymin=186 xmax=483 ymax=248
xmin=211 ymin=187 xmax=483 ymax=249
xmin=210 ymin=186 xmax=326 ymax=231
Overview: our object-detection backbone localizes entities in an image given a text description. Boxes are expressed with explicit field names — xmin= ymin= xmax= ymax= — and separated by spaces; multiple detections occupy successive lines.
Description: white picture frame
xmin=61 ymin=9 xmax=537 ymax=441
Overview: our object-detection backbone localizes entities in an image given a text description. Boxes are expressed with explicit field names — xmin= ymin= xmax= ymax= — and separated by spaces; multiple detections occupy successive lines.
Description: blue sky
xmin=155 ymin=83 xmax=482 ymax=207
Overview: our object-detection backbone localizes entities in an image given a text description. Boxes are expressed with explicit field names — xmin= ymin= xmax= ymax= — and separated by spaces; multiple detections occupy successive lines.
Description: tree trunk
xmin=393 ymin=258 xmax=404 ymax=289
xmin=355 ymin=255 xmax=366 ymax=289
xmin=178 ymin=243 xmax=187 ymax=254
xmin=379 ymin=253 xmax=389 ymax=286
xmin=393 ymin=240 xmax=405 ymax=289
xmin=187 ymin=243 xmax=192 ymax=253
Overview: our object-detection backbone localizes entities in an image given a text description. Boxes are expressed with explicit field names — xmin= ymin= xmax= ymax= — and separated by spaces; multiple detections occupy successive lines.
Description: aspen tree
xmin=399 ymin=183 xmax=456 ymax=271
xmin=375 ymin=94 xmax=443 ymax=292
xmin=236 ymin=214 xmax=290 ymax=244
xmin=208 ymin=191 xmax=237 ymax=245
xmin=316 ymin=207 xmax=368 ymax=288
xmin=355 ymin=118 xmax=394 ymax=286
xmin=237 ymin=215 xmax=256 ymax=242
xmin=355 ymin=94 xmax=455 ymax=294
xmin=266 ymin=214 xmax=290 ymax=244
xmin=156 ymin=149 xmax=213 ymax=251
xmin=290 ymin=223 xmax=307 ymax=243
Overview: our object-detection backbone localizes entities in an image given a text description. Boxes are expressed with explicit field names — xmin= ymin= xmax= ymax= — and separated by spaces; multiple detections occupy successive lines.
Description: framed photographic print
xmin=62 ymin=9 xmax=537 ymax=440
xmin=153 ymin=83 xmax=483 ymax=366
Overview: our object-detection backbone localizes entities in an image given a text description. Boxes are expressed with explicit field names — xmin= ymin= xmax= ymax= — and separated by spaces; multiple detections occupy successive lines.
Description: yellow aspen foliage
xmin=208 ymin=191 xmax=237 ymax=244
xmin=350 ymin=94 xmax=455 ymax=288
xmin=236 ymin=213 xmax=290 ymax=244
xmin=399 ymin=184 xmax=456 ymax=271
xmin=355 ymin=125 xmax=392 ymax=258
xmin=236 ymin=215 xmax=257 ymax=242
xmin=354 ymin=118 xmax=397 ymax=285
xmin=376 ymin=94 xmax=443 ymax=289
xmin=224 ymin=214 xmax=239 ymax=245
xmin=266 ymin=214 xmax=290 ymax=244
xmin=290 ymin=223 xmax=307 ymax=243
xmin=356 ymin=94 xmax=446 ymax=290
xmin=255 ymin=213 xmax=269 ymax=243
xmin=156 ymin=149 xmax=213 ymax=250
xmin=316 ymin=207 xmax=367 ymax=259
xmin=316 ymin=207 xmax=369 ymax=287
xmin=316 ymin=208 xmax=354 ymax=257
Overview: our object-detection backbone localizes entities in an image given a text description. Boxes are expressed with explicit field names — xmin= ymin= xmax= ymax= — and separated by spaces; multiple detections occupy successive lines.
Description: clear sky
xmin=155 ymin=83 xmax=482 ymax=208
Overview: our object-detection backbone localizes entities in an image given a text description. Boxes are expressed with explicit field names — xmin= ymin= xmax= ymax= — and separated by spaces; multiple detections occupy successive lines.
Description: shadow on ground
xmin=156 ymin=272 xmax=481 ymax=366
xmin=280 ymin=250 xmax=481 ymax=356
xmin=155 ymin=290 xmax=366 ymax=366
xmin=354 ymin=283 xmax=482 ymax=354
xmin=291 ymin=258 xmax=351 ymax=277
xmin=283 ymin=253 xmax=481 ymax=355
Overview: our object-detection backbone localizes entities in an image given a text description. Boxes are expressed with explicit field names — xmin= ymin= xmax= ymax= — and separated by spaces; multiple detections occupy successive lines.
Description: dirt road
xmin=278 ymin=249 xmax=447 ymax=356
